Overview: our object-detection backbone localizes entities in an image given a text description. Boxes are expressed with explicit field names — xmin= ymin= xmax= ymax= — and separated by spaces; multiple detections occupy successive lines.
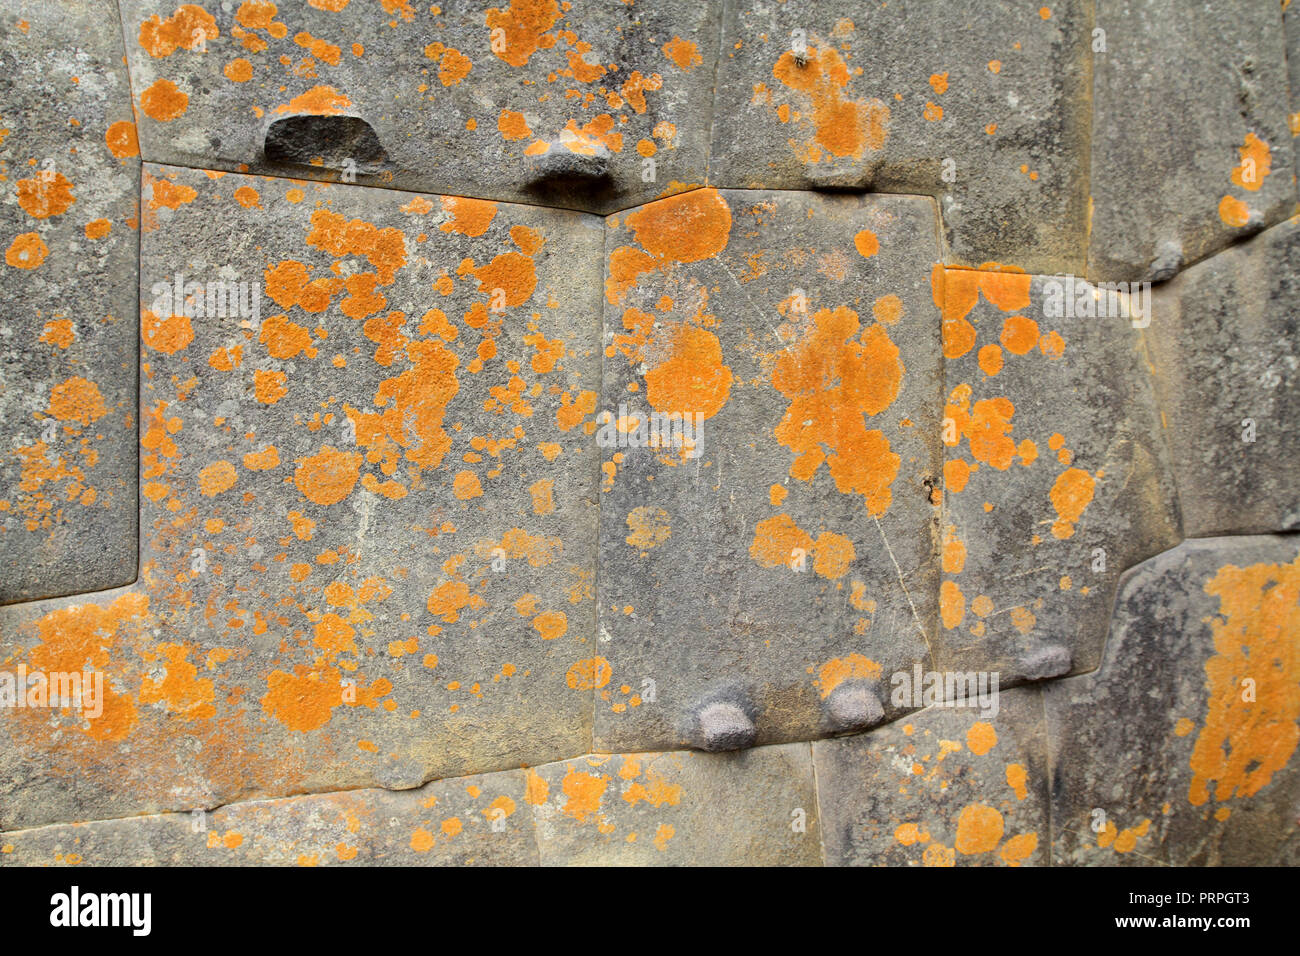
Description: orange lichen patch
xmin=999 ymin=315 xmax=1039 ymax=355
xmin=663 ymin=36 xmax=702 ymax=70
xmin=999 ymin=832 xmax=1037 ymax=866
xmin=954 ymin=803 xmax=1004 ymax=855
xmin=260 ymin=313 xmax=317 ymax=360
xmin=452 ymin=470 xmax=483 ymax=500
xmin=260 ymin=667 xmax=360 ymax=733
xmin=815 ymin=653 xmax=881 ymax=698
xmin=498 ymin=109 xmax=532 ymax=141
xmin=1048 ymin=467 xmax=1095 ymax=539
xmin=644 ymin=324 xmax=733 ymax=420
xmin=27 ymin=592 xmax=149 ymax=741
xmin=872 ymin=294 xmax=902 ymax=325
xmin=1188 ymin=554 xmax=1300 ymax=806
xmin=566 ymin=657 xmax=612 ymax=690
xmin=16 ymin=172 xmax=75 ymax=219
xmin=138 ymin=4 xmax=218 ymax=57
xmin=105 ymin=120 xmax=140 ymax=159
xmin=813 ymin=531 xmax=855 ymax=578
xmin=1218 ymin=195 xmax=1250 ymax=228
xmin=439 ymin=196 xmax=497 ymax=238
xmin=243 ymin=446 xmax=280 ymax=470
xmin=947 ymin=387 xmax=1017 ymax=471
xmin=623 ymin=767 xmax=684 ymax=809
xmin=942 ymin=527 xmax=966 ymax=575
xmin=922 ymin=843 xmax=955 ymax=867
xmin=254 ymin=368 xmax=287 ymax=404
xmin=938 ymin=266 xmax=1033 ymax=331
xmin=140 ymin=78 xmax=189 ymax=122
xmin=6 ymin=232 xmax=48 ymax=269
xmin=198 ymin=460 xmax=237 ymax=496
xmin=749 ymin=513 xmax=814 ymax=568
xmin=40 ymin=319 xmax=75 ymax=349
xmin=560 ymin=767 xmax=608 ymax=822
xmin=773 ymin=45 xmax=890 ymax=159
xmin=624 ymin=188 xmax=731 ymax=264
xmin=604 ymin=246 xmax=658 ymax=305
xmin=305 ymin=208 xmax=407 ymax=285
xmin=977 ymin=343 xmax=1003 ymax=377
xmin=295 ymin=31 xmax=343 ymax=67
xmin=1230 ymin=132 xmax=1271 ymax=191
xmin=625 ymin=506 xmax=671 ymax=549
xmin=940 ymin=579 xmax=965 ymax=629
xmin=485 ymin=0 xmax=560 ymax=67
xmin=48 ymin=376 xmax=107 ymax=425
xmin=966 ymin=721 xmax=997 ymax=755
xmin=929 ymin=72 xmax=949 ymax=95
xmin=944 ymin=458 xmax=972 ymax=493
xmin=895 ymin=822 xmax=930 ymax=846
xmin=141 ymin=310 xmax=195 ymax=355
xmin=472 ymin=252 xmax=537 ymax=307
xmin=224 ymin=58 xmax=254 ymax=82
xmin=532 ymin=610 xmax=567 ymax=641
xmin=772 ymin=306 xmax=902 ymax=516
xmin=274 ymin=85 xmax=352 ymax=115
xmin=923 ymin=101 xmax=943 ymax=122
xmin=233 ymin=186 xmax=261 ymax=209
xmin=148 ymin=178 xmax=198 ymax=211
xmin=1038 ymin=329 xmax=1065 ymax=359
xmin=1098 ymin=818 xmax=1150 ymax=854
xmin=294 ymin=445 xmax=361 ymax=506
xmin=84 ymin=219 xmax=112 ymax=239
xmin=854 ymin=230 xmax=879 ymax=258
xmin=139 ymin=642 xmax=216 ymax=720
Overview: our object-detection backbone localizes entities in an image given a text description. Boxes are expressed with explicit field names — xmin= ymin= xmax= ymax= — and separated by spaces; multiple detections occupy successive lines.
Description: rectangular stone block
xmin=0 ymin=165 xmax=604 ymax=831
xmin=1147 ymin=218 xmax=1300 ymax=537
xmin=530 ymin=744 xmax=821 ymax=865
xmin=1044 ymin=535 xmax=1300 ymax=865
xmin=936 ymin=268 xmax=1180 ymax=682
xmin=119 ymin=0 xmax=721 ymax=214
xmin=0 ymin=0 xmax=139 ymax=602
xmin=595 ymin=188 xmax=941 ymax=753
xmin=1089 ymin=0 xmax=1296 ymax=282
xmin=813 ymin=686 xmax=1049 ymax=866
xmin=709 ymin=0 xmax=1091 ymax=275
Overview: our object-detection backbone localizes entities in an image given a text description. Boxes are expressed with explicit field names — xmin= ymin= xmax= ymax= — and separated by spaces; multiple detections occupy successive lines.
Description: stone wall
xmin=0 ymin=0 xmax=1296 ymax=866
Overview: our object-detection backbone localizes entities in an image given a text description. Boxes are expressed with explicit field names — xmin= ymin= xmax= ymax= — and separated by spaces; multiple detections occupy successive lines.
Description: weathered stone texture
xmin=709 ymin=0 xmax=1092 ymax=275
xmin=1045 ymin=535 xmax=1300 ymax=866
xmin=119 ymin=0 xmax=721 ymax=214
xmin=1089 ymin=0 xmax=1296 ymax=282
xmin=595 ymin=189 xmax=940 ymax=753
xmin=0 ymin=0 xmax=139 ymax=602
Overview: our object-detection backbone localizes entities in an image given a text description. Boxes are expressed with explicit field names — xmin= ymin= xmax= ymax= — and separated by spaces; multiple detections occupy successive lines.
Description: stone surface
xmin=1044 ymin=535 xmax=1300 ymax=865
xmin=708 ymin=1 xmax=1091 ymax=275
xmin=119 ymin=0 xmax=721 ymax=215
xmin=1147 ymin=217 xmax=1300 ymax=537
xmin=595 ymin=188 xmax=940 ymax=753
xmin=0 ymin=0 xmax=139 ymax=602
xmin=1089 ymin=0 xmax=1296 ymax=282
xmin=935 ymin=269 xmax=1181 ymax=681
xmin=813 ymin=686 xmax=1049 ymax=867
xmin=0 ymin=165 xmax=604 ymax=831
xmin=529 ymin=745 xmax=821 ymax=865
xmin=0 ymin=766 xmax=536 ymax=865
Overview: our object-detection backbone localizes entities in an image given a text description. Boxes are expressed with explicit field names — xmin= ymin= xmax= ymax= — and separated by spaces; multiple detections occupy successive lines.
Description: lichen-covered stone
xmin=1147 ymin=217 xmax=1300 ymax=537
xmin=0 ymin=165 xmax=604 ymax=830
xmin=709 ymin=1 xmax=1091 ymax=275
xmin=935 ymin=269 xmax=1180 ymax=682
xmin=0 ymin=0 xmax=139 ymax=602
xmin=813 ymin=687 xmax=1049 ymax=867
xmin=1089 ymin=0 xmax=1296 ymax=282
xmin=529 ymin=745 xmax=821 ymax=865
xmin=594 ymin=189 xmax=940 ymax=753
xmin=0 ymin=767 xmax=535 ymax=865
xmin=119 ymin=0 xmax=721 ymax=214
xmin=1044 ymin=535 xmax=1300 ymax=865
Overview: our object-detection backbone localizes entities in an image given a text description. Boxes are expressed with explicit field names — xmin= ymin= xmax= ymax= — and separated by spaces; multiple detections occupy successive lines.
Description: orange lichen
xmin=954 ymin=804 xmax=1004 ymax=855
xmin=623 ymin=188 xmax=731 ymax=264
xmin=294 ymin=445 xmax=361 ymax=506
xmin=1048 ymin=467 xmax=1095 ymax=538
xmin=773 ymin=45 xmax=889 ymax=159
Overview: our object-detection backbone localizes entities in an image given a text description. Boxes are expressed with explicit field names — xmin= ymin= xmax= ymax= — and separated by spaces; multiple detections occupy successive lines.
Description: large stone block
xmin=0 ymin=766 xmax=536 ymax=865
xmin=1147 ymin=217 xmax=1300 ymax=537
xmin=0 ymin=0 xmax=139 ymax=602
xmin=529 ymin=744 xmax=821 ymax=865
xmin=935 ymin=268 xmax=1181 ymax=682
xmin=595 ymin=188 xmax=941 ymax=753
xmin=0 ymin=165 xmax=604 ymax=830
xmin=813 ymin=686 xmax=1049 ymax=866
xmin=709 ymin=0 xmax=1091 ymax=275
xmin=1089 ymin=0 xmax=1295 ymax=282
xmin=1045 ymin=535 xmax=1300 ymax=865
xmin=119 ymin=0 xmax=721 ymax=214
